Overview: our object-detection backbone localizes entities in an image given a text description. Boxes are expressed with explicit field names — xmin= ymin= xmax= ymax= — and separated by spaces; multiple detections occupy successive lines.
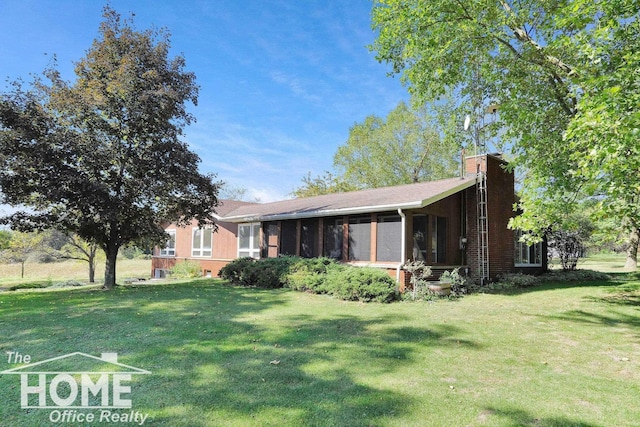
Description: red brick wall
xmin=465 ymin=155 xmax=515 ymax=280
xmin=151 ymin=257 xmax=231 ymax=278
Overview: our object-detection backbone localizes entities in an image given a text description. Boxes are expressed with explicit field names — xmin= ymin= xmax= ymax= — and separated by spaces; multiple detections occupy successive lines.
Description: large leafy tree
xmin=335 ymin=100 xmax=460 ymax=188
xmin=294 ymin=100 xmax=460 ymax=196
xmin=0 ymin=7 xmax=220 ymax=288
xmin=370 ymin=0 xmax=639 ymax=269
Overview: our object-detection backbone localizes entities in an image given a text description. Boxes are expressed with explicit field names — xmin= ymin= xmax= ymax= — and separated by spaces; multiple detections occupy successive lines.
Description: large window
xmin=239 ymin=223 xmax=261 ymax=259
xmin=431 ymin=216 xmax=447 ymax=264
xmin=323 ymin=218 xmax=343 ymax=259
xmin=377 ymin=215 xmax=402 ymax=262
xmin=192 ymin=228 xmax=212 ymax=257
xmin=349 ymin=216 xmax=371 ymax=261
xmin=515 ymin=230 xmax=543 ymax=266
xmin=159 ymin=230 xmax=176 ymax=257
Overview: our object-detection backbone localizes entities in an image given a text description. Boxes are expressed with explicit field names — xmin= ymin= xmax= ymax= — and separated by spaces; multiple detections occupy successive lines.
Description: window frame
xmin=514 ymin=230 xmax=543 ymax=267
xmin=159 ymin=229 xmax=176 ymax=257
xmin=192 ymin=227 xmax=213 ymax=258
xmin=238 ymin=222 xmax=261 ymax=259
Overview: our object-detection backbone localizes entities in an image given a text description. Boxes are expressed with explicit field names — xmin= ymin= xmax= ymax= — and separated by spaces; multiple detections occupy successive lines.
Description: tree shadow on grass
xmin=134 ymin=312 xmax=481 ymax=426
xmin=485 ymin=406 xmax=602 ymax=427
xmin=543 ymin=309 xmax=640 ymax=330
xmin=0 ymin=280 xmax=482 ymax=426
xmin=584 ymin=281 xmax=640 ymax=308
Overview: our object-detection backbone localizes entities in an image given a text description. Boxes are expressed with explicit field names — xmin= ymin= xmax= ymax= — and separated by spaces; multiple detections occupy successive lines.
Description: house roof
xmin=221 ymin=175 xmax=478 ymax=223
xmin=214 ymin=199 xmax=260 ymax=218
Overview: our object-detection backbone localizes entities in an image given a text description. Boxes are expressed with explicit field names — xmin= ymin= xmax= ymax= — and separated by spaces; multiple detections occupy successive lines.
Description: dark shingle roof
xmin=220 ymin=176 xmax=477 ymax=222
xmin=215 ymin=199 xmax=260 ymax=217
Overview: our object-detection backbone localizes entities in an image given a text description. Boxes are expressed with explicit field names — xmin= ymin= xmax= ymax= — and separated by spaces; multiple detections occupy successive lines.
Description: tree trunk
xmin=89 ymin=256 xmax=96 ymax=283
xmin=21 ymin=260 xmax=25 ymax=278
xmin=625 ymin=227 xmax=639 ymax=271
xmin=104 ymin=244 xmax=119 ymax=289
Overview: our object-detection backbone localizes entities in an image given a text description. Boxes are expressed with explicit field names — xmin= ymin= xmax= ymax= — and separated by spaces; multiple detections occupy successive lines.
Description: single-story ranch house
xmin=152 ymin=154 xmax=546 ymax=285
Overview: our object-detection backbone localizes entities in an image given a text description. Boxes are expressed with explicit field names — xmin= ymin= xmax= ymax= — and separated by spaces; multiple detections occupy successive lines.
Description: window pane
xmin=192 ymin=229 xmax=202 ymax=256
xmin=521 ymin=243 xmax=529 ymax=264
xmin=252 ymin=224 xmax=261 ymax=249
xmin=203 ymin=229 xmax=212 ymax=250
xmin=377 ymin=215 xmax=401 ymax=262
xmin=323 ymin=219 xmax=343 ymax=259
xmin=437 ymin=217 xmax=447 ymax=263
xmin=349 ymin=216 xmax=371 ymax=261
xmin=280 ymin=221 xmax=297 ymax=256
xmin=300 ymin=219 xmax=319 ymax=258
xmin=430 ymin=216 xmax=447 ymax=264
xmin=239 ymin=225 xmax=250 ymax=250
xmin=431 ymin=216 xmax=437 ymax=263
xmin=161 ymin=231 xmax=176 ymax=256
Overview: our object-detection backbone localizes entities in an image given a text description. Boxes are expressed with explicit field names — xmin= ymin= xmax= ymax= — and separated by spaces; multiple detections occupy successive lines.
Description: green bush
xmin=285 ymin=257 xmax=336 ymax=293
xmin=540 ymin=269 xmax=610 ymax=282
xmin=323 ymin=266 xmax=398 ymax=303
xmin=219 ymin=257 xmax=256 ymax=284
xmin=220 ymin=256 xmax=398 ymax=302
xmin=220 ymin=256 xmax=301 ymax=288
xmin=9 ymin=282 xmax=49 ymax=291
xmin=495 ymin=273 xmax=541 ymax=289
xmin=170 ymin=260 xmax=203 ymax=279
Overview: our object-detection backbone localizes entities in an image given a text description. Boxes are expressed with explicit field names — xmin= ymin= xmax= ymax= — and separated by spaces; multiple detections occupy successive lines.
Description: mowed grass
xmin=1 ymin=265 xmax=639 ymax=426
xmin=0 ymin=258 xmax=151 ymax=289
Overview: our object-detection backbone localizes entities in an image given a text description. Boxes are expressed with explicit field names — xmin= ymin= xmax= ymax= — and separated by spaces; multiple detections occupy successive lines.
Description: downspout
xmin=396 ymin=208 xmax=406 ymax=283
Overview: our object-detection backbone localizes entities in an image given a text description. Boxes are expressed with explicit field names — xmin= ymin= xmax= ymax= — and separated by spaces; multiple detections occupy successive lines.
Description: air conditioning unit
xmin=154 ymin=268 xmax=169 ymax=279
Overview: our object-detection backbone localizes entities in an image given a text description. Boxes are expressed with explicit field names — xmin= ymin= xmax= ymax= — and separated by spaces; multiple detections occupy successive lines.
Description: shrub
xmin=402 ymin=260 xmax=432 ymax=301
xmin=285 ymin=257 xmax=336 ymax=293
xmin=440 ymin=268 xmax=467 ymax=296
xmin=219 ymin=257 xmax=256 ymax=284
xmin=540 ymin=269 xmax=610 ymax=283
xmin=495 ymin=273 xmax=541 ymax=289
xmin=287 ymin=270 xmax=329 ymax=293
xmin=9 ymin=282 xmax=48 ymax=291
xmin=221 ymin=256 xmax=398 ymax=302
xmin=323 ymin=266 xmax=398 ymax=303
xmin=170 ymin=260 xmax=203 ymax=279
xmin=220 ymin=256 xmax=301 ymax=288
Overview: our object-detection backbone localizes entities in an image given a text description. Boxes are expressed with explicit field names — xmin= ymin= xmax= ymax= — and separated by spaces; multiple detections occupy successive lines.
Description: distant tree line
xmin=0 ymin=229 xmax=150 ymax=282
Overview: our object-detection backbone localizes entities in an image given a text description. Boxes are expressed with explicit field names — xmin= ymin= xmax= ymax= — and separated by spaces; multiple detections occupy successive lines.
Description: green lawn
xmin=1 ymin=269 xmax=639 ymax=426
xmin=0 ymin=258 xmax=151 ymax=289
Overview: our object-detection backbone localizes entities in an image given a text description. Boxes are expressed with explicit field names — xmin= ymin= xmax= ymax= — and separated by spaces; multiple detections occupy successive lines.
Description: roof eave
xmin=221 ymin=178 xmax=477 ymax=223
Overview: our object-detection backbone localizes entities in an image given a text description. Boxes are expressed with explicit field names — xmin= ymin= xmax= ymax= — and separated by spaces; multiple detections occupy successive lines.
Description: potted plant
xmin=429 ymin=270 xmax=457 ymax=296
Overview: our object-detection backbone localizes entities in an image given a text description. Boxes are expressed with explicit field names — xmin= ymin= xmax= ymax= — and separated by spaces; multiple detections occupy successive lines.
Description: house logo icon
xmin=2 ymin=352 xmax=151 ymax=424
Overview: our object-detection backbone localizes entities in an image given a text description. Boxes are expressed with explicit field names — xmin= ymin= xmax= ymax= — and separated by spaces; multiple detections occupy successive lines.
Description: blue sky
xmin=0 ymin=0 xmax=409 ymax=203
